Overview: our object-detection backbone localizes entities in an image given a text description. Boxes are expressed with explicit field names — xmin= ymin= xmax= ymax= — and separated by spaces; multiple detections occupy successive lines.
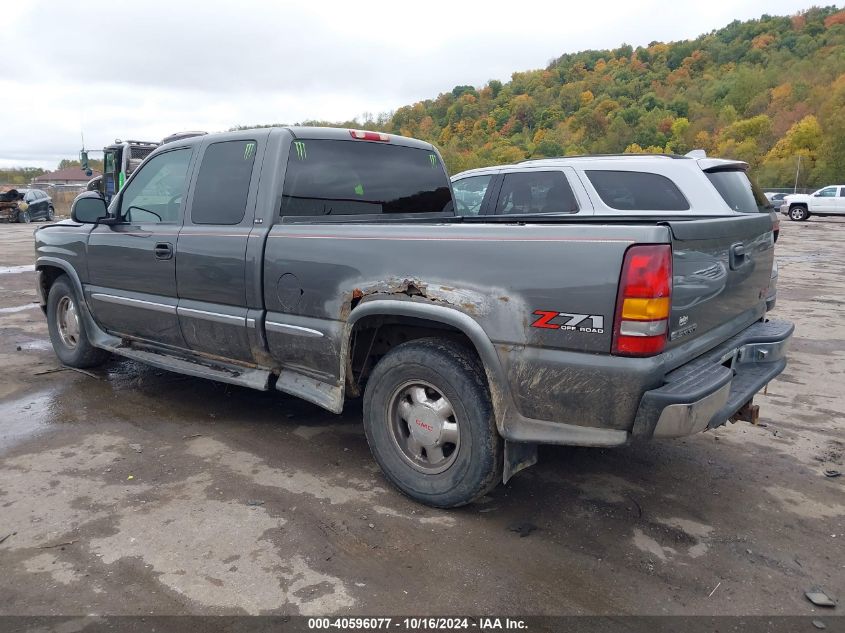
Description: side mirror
xmin=71 ymin=195 xmax=109 ymax=224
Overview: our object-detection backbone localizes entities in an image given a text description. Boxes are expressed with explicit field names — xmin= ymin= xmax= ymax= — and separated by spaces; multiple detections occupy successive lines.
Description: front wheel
xmin=789 ymin=205 xmax=809 ymax=221
xmin=46 ymin=275 xmax=109 ymax=368
xmin=363 ymin=338 xmax=502 ymax=508
xmin=17 ymin=209 xmax=30 ymax=223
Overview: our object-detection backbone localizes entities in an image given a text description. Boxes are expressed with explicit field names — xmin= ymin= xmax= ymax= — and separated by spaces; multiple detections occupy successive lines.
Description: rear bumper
xmin=631 ymin=319 xmax=793 ymax=439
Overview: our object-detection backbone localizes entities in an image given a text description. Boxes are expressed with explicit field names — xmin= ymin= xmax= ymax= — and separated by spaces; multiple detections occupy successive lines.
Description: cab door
xmin=24 ymin=191 xmax=40 ymax=218
xmin=85 ymin=146 xmax=195 ymax=348
xmin=813 ymin=187 xmax=838 ymax=213
xmin=175 ymin=134 xmax=265 ymax=362
xmin=836 ymin=187 xmax=845 ymax=214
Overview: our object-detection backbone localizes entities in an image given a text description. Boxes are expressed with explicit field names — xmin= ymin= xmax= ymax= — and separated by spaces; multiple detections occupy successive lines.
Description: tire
xmin=46 ymin=275 xmax=109 ymax=368
xmin=46 ymin=205 xmax=55 ymax=221
xmin=17 ymin=209 xmax=30 ymax=223
xmin=789 ymin=205 xmax=809 ymax=221
xmin=362 ymin=338 xmax=502 ymax=508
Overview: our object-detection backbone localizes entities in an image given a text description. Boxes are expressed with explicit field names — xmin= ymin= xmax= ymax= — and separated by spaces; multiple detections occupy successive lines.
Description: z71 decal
xmin=531 ymin=310 xmax=605 ymax=334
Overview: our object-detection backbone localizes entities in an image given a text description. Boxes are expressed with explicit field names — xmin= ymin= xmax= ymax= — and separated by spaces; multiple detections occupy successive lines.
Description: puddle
xmin=0 ymin=265 xmax=34 ymax=275
xmin=17 ymin=339 xmax=52 ymax=351
xmin=0 ymin=390 xmax=57 ymax=450
xmin=0 ymin=303 xmax=39 ymax=314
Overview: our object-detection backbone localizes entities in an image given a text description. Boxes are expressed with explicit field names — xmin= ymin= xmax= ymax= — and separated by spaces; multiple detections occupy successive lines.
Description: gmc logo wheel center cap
xmin=407 ymin=405 xmax=441 ymax=445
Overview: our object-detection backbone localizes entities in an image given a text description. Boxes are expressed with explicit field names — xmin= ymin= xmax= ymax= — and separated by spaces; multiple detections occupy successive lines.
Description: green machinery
xmin=81 ymin=140 xmax=159 ymax=204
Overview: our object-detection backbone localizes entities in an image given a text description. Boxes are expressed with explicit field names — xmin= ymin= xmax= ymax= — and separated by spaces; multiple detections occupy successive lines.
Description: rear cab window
xmin=281 ymin=140 xmax=453 ymax=218
xmin=495 ymin=171 xmax=578 ymax=215
xmin=706 ymin=169 xmax=772 ymax=213
xmin=586 ymin=170 xmax=689 ymax=211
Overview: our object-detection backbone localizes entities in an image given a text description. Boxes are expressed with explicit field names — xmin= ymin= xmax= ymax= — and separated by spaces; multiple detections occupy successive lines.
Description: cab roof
xmin=157 ymin=126 xmax=435 ymax=152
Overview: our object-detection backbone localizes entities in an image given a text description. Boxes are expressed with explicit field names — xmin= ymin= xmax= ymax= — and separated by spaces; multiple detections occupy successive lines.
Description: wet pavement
xmin=0 ymin=220 xmax=842 ymax=616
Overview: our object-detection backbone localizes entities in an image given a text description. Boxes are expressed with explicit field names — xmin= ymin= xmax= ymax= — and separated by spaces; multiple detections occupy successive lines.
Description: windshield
xmin=706 ymin=169 xmax=773 ymax=213
xmin=281 ymin=140 xmax=453 ymax=217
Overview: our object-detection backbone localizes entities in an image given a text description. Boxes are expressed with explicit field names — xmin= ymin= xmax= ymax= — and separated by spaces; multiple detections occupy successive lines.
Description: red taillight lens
xmin=612 ymin=244 xmax=672 ymax=357
xmin=349 ymin=129 xmax=389 ymax=142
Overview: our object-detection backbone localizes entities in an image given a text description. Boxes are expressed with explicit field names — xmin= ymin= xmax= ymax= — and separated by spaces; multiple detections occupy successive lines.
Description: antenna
xmin=80 ymin=129 xmax=92 ymax=177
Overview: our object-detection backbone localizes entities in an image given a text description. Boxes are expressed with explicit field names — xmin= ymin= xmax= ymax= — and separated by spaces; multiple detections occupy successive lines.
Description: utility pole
xmin=793 ymin=154 xmax=801 ymax=193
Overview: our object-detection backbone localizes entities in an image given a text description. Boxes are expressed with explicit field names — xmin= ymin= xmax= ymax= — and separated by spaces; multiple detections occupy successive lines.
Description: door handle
xmin=729 ymin=242 xmax=747 ymax=270
xmin=154 ymin=242 xmax=173 ymax=260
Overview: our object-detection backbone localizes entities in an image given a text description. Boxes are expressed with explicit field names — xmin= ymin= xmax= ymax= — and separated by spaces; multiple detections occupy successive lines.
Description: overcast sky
xmin=0 ymin=0 xmax=822 ymax=169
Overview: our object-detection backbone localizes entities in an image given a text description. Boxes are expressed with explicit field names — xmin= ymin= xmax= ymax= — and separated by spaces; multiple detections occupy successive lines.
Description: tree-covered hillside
xmin=251 ymin=6 xmax=845 ymax=187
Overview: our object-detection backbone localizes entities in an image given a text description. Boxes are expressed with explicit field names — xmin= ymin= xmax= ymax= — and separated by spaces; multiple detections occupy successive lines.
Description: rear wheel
xmin=363 ymin=338 xmax=502 ymax=508
xmin=789 ymin=205 xmax=809 ymax=221
xmin=46 ymin=275 xmax=109 ymax=368
xmin=46 ymin=205 xmax=55 ymax=221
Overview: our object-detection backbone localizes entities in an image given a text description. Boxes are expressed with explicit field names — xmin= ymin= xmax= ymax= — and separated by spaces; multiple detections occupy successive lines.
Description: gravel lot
xmin=0 ymin=219 xmax=842 ymax=617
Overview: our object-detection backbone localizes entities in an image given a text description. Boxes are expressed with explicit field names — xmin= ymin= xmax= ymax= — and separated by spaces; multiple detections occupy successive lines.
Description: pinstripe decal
xmin=268 ymin=234 xmax=633 ymax=243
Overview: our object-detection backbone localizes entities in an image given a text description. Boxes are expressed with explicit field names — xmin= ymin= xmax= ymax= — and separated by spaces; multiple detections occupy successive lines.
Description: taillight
xmin=612 ymin=244 xmax=672 ymax=357
xmin=349 ymin=129 xmax=389 ymax=142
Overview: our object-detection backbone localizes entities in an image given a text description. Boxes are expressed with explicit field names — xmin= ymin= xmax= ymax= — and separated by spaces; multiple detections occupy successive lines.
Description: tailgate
xmin=666 ymin=214 xmax=773 ymax=351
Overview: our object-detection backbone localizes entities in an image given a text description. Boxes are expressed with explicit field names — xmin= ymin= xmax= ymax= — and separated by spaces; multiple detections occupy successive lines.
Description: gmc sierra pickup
xmin=35 ymin=127 xmax=793 ymax=507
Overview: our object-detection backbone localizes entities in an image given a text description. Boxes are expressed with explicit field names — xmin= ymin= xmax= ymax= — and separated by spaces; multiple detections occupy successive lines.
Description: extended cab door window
xmin=494 ymin=171 xmax=579 ymax=215
xmin=191 ymin=140 xmax=257 ymax=224
xmin=452 ymin=175 xmax=493 ymax=216
xmin=119 ymin=149 xmax=192 ymax=223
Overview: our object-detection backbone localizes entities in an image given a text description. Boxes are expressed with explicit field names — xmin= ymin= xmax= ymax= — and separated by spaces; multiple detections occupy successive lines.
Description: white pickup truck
xmin=781 ymin=185 xmax=845 ymax=221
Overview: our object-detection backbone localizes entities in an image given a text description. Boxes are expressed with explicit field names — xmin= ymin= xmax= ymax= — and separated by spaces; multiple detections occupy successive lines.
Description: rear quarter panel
xmin=262 ymin=221 xmax=672 ymax=425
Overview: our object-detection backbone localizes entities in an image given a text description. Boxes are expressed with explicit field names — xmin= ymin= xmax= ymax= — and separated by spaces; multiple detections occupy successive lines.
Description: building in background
xmin=32 ymin=167 xmax=101 ymax=187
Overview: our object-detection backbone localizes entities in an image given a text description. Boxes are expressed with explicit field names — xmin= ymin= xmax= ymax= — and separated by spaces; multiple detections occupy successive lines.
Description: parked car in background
xmin=0 ymin=188 xmax=54 ymax=223
xmin=765 ymin=192 xmax=788 ymax=204
xmin=780 ymin=185 xmax=845 ymax=221
xmin=451 ymin=154 xmax=779 ymax=308
xmin=451 ymin=154 xmax=773 ymax=219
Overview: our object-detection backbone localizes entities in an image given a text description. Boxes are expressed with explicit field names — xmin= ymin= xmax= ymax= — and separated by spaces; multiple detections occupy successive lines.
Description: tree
xmin=759 ymin=115 xmax=823 ymax=185
xmin=56 ymin=158 xmax=104 ymax=172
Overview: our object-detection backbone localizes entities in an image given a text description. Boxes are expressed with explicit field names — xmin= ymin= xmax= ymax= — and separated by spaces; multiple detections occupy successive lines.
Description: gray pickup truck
xmin=35 ymin=127 xmax=793 ymax=507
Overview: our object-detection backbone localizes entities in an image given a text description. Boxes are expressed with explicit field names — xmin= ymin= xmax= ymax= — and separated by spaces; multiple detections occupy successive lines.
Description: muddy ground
xmin=0 ymin=219 xmax=842 ymax=617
